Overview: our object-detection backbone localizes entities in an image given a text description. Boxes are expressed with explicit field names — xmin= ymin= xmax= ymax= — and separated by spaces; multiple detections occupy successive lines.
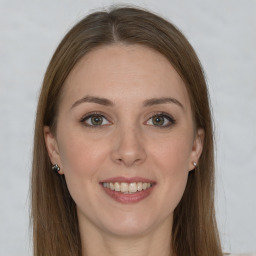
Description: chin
xmin=104 ymin=222 xmax=153 ymax=237
xmin=99 ymin=211 xmax=167 ymax=238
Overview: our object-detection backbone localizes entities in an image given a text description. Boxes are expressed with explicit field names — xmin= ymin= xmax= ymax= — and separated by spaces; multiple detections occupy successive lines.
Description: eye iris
xmin=152 ymin=115 xmax=164 ymax=126
xmin=91 ymin=115 xmax=103 ymax=125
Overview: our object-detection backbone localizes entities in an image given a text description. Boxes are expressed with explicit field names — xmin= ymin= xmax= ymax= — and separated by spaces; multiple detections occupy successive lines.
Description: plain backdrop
xmin=0 ymin=0 xmax=255 ymax=255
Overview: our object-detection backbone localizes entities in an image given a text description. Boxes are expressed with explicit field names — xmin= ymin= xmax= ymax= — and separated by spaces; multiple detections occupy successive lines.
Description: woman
xmin=31 ymin=5 xmax=223 ymax=256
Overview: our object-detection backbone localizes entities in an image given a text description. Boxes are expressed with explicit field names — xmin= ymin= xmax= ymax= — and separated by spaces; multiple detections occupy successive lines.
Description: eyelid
xmin=145 ymin=112 xmax=176 ymax=128
xmin=80 ymin=111 xmax=112 ymax=127
xmin=80 ymin=111 xmax=176 ymax=129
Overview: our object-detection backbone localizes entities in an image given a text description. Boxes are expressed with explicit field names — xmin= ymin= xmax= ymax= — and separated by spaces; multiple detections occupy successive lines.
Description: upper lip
xmin=100 ymin=176 xmax=156 ymax=184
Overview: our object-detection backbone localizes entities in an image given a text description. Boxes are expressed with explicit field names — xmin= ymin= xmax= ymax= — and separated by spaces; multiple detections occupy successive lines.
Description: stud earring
xmin=52 ymin=163 xmax=60 ymax=173
xmin=193 ymin=162 xmax=197 ymax=167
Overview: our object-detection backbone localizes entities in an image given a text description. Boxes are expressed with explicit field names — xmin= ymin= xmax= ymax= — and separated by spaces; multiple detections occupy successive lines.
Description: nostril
xmin=110 ymin=142 xmax=147 ymax=166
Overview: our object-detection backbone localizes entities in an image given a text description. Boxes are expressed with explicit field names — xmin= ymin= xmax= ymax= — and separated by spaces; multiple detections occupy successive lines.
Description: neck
xmin=79 ymin=216 xmax=174 ymax=256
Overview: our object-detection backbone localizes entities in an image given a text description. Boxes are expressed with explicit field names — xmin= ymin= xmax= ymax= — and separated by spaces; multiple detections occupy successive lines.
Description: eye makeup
xmin=80 ymin=110 xmax=176 ymax=129
xmin=145 ymin=112 xmax=176 ymax=128
xmin=80 ymin=111 xmax=112 ymax=128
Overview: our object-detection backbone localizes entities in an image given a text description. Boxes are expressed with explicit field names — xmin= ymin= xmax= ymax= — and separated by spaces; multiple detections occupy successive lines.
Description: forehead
xmin=62 ymin=43 xmax=190 ymax=109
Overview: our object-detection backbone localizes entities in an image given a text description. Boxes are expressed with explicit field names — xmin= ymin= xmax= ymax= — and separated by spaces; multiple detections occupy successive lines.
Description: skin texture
xmin=44 ymin=44 xmax=204 ymax=256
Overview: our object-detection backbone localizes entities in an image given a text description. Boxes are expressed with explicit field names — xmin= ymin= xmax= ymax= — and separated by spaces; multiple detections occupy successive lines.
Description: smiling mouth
xmin=102 ymin=182 xmax=153 ymax=194
xmin=100 ymin=177 xmax=156 ymax=203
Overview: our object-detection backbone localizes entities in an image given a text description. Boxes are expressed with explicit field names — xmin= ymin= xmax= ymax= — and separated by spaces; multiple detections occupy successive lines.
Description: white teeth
xmin=129 ymin=182 xmax=137 ymax=193
xmin=120 ymin=182 xmax=129 ymax=193
xmin=137 ymin=182 xmax=142 ymax=191
xmin=110 ymin=182 xmax=114 ymax=190
xmin=114 ymin=182 xmax=121 ymax=191
xmin=103 ymin=181 xmax=153 ymax=193
xmin=142 ymin=183 xmax=148 ymax=190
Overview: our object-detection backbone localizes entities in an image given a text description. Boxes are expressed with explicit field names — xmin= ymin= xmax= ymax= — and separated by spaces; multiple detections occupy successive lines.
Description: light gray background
xmin=0 ymin=0 xmax=255 ymax=255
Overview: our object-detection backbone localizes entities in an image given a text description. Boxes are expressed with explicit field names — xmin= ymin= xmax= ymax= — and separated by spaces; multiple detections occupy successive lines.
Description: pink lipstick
xmin=100 ymin=176 xmax=156 ymax=204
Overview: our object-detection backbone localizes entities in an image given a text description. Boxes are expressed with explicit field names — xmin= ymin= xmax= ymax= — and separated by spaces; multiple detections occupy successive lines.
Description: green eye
xmin=152 ymin=116 xmax=165 ymax=126
xmin=81 ymin=113 xmax=111 ymax=127
xmin=90 ymin=115 xmax=103 ymax=125
xmin=147 ymin=113 xmax=175 ymax=128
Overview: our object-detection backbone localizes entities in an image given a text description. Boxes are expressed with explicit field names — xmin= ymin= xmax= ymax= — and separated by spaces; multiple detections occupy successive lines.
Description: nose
xmin=110 ymin=125 xmax=147 ymax=167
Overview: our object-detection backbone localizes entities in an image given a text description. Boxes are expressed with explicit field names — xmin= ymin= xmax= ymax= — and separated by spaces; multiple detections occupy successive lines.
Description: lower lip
xmin=101 ymin=185 xmax=155 ymax=204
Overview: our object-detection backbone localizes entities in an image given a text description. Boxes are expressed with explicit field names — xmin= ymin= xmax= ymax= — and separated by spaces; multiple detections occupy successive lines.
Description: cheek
xmin=152 ymin=133 xmax=192 ymax=173
xmin=58 ymin=131 xmax=105 ymax=174
xmin=150 ymin=134 xmax=192 ymax=210
xmin=57 ymin=131 xmax=110 ymax=201
xmin=57 ymin=132 xmax=110 ymax=209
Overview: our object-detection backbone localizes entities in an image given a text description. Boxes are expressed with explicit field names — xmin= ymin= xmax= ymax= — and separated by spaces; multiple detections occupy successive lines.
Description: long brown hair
xmin=31 ymin=5 xmax=222 ymax=255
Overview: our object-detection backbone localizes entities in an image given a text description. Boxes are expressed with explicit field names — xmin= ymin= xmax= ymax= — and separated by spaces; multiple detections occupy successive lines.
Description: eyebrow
xmin=71 ymin=95 xmax=184 ymax=110
xmin=143 ymin=97 xmax=184 ymax=109
xmin=71 ymin=96 xmax=114 ymax=109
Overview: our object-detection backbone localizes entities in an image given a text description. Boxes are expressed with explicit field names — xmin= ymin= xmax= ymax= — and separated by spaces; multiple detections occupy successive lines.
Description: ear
xmin=188 ymin=128 xmax=205 ymax=171
xmin=44 ymin=126 xmax=64 ymax=174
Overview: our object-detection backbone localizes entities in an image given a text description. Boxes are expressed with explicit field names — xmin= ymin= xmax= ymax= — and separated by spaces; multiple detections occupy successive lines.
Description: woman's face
xmin=45 ymin=44 xmax=204 ymax=237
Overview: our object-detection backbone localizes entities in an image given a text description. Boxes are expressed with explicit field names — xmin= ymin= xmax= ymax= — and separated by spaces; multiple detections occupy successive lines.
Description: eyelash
xmin=146 ymin=112 xmax=176 ymax=128
xmin=80 ymin=112 xmax=111 ymax=128
xmin=80 ymin=111 xmax=176 ymax=129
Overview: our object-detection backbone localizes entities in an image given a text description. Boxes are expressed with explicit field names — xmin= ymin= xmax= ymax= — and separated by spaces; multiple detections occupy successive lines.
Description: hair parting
xmin=31 ymin=4 xmax=222 ymax=255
